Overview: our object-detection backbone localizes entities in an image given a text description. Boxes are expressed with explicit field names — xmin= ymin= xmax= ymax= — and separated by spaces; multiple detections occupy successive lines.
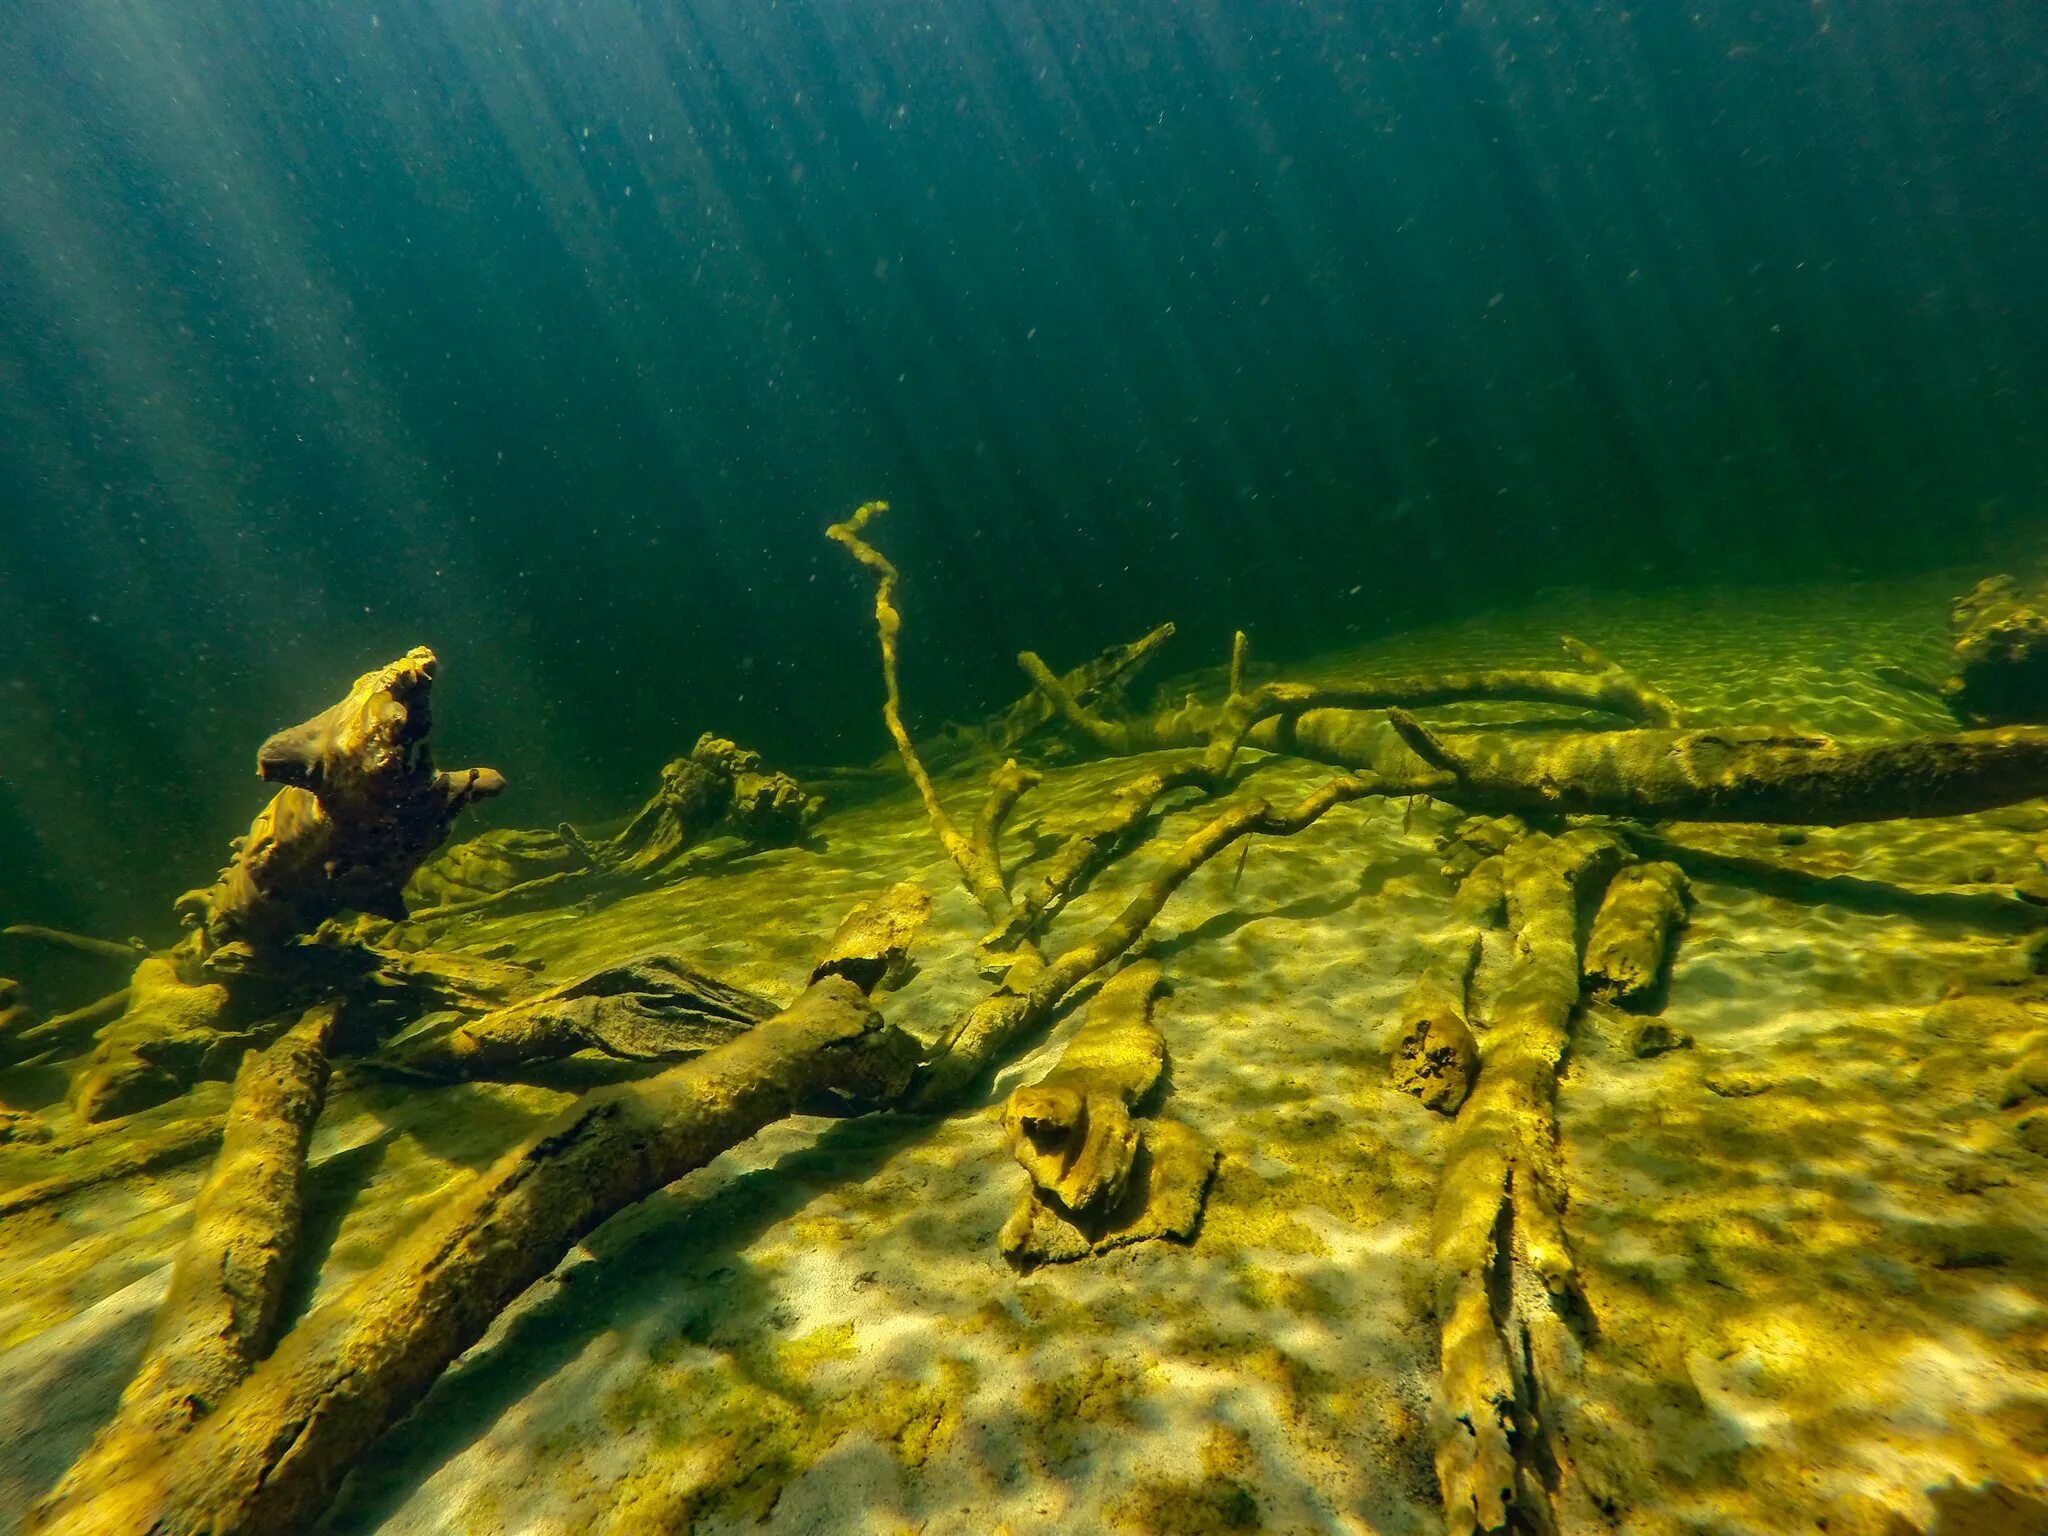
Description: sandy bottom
xmin=3 ymin=569 xmax=2046 ymax=1535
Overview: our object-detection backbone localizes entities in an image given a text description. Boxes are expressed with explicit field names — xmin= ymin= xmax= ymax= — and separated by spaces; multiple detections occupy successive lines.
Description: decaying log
xmin=1582 ymin=861 xmax=1689 ymax=1007
xmin=582 ymin=733 xmax=819 ymax=878
xmin=1003 ymin=961 xmax=1165 ymax=1218
xmin=1388 ymin=710 xmax=2048 ymax=825
xmin=179 ymin=647 xmax=505 ymax=959
xmin=68 ymin=944 xmax=543 ymax=1122
xmin=69 ymin=958 xmax=240 ymax=1123
xmin=377 ymin=952 xmax=778 ymax=1082
xmin=31 ymin=975 xmax=919 ymax=1536
xmin=1432 ymin=828 xmax=1626 ymax=1536
xmin=1944 ymin=572 xmax=2048 ymax=726
xmin=1623 ymin=825 xmax=2048 ymax=926
xmin=32 ymin=1004 xmax=338 ymax=1525
xmin=0 ymin=1111 xmax=227 ymax=1219
xmin=997 ymin=961 xmax=1218 ymax=1267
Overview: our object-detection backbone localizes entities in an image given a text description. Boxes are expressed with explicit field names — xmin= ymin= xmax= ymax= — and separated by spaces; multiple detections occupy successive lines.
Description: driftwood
xmin=986 ymin=622 xmax=1177 ymax=753
xmin=1582 ymin=861 xmax=1689 ymax=1006
xmin=812 ymin=881 xmax=934 ymax=992
xmin=0 ymin=1105 xmax=230 ymax=1219
xmin=179 ymin=647 xmax=504 ymax=959
xmin=1388 ymin=710 xmax=2048 ymax=825
xmin=1431 ymin=828 xmax=1626 ymax=1535
xmin=29 ymin=963 xmax=921 ymax=1536
xmin=829 ymin=502 xmax=1383 ymax=1112
xmin=1020 ymin=632 xmax=1681 ymax=763
xmin=1 ymin=925 xmax=145 ymax=963
xmin=34 ymin=1004 xmax=337 ymax=1521
xmin=1003 ymin=962 xmax=1164 ymax=1219
xmin=1390 ymin=857 xmax=1503 ymax=1115
xmin=64 ymin=650 xmax=506 ymax=1122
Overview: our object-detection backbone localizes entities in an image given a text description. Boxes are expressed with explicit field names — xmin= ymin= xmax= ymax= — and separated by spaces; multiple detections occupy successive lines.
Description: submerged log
xmin=1582 ymin=860 xmax=1689 ymax=1007
xmin=32 ymin=1004 xmax=337 ymax=1525
xmin=1002 ymin=961 xmax=1165 ymax=1220
xmin=1388 ymin=710 xmax=2048 ymax=825
xmin=1391 ymin=858 xmax=1501 ymax=1115
xmin=986 ymin=622 xmax=1177 ymax=753
xmin=1020 ymin=632 xmax=1681 ymax=763
xmin=1431 ymin=829 xmax=1625 ymax=1536
xmin=35 ymin=975 xmax=920 ymax=1536
xmin=811 ymin=881 xmax=933 ymax=993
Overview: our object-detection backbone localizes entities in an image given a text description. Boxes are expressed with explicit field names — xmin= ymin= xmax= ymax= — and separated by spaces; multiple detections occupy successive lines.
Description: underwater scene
xmin=3 ymin=1 xmax=2048 ymax=1533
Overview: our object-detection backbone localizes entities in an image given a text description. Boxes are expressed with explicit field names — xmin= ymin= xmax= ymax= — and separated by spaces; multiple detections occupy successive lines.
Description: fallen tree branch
xmin=32 ymin=1003 xmax=338 ymax=1522
xmin=1019 ymin=632 xmax=1682 ymax=764
xmin=1389 ymin=711 xmax=2048 ymax=825
xmin=29 ymin=973 xmax=921 ymax=1536
xmin=1432 ymin=828 xmax=1626 ymax=1535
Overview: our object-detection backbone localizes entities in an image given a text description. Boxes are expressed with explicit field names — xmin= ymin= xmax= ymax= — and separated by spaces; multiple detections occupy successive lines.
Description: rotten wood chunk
xmin=811 ymin=881 xmax=932 ymax=993
xmin=1392 ymin=934 xmax=1481 ymax=1115
xmin=1389 ymin=708 xmax=2048 ymax=825
xmin=997 ymin=962 xmax=1218 ymax=1268
xmin=379 ymin=951 xmax=778 ymax=1081
xmin=1583 ymin=860 xmax=1690 ymax=1007
xmin=1945 ymin=573 xmax=2048 ymax=725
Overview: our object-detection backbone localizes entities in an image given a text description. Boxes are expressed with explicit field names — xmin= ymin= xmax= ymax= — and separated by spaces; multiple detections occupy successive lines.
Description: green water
xmin=2 ymin=0 xmax=2044 ymax=941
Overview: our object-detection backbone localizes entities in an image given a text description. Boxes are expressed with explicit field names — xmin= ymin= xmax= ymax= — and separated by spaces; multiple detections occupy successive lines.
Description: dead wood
xmin=31 ymin=1004 xmax=338 ymax=1525
xmin=997 ymin=960 xmax=1218 ymax=1267
xmin=1582 ymin=860 xmax=1689 ymax=1007
xmin=376 ymin=952 xmax=778 ymax=1082
xmin=1388 ymin=710 xmax=2048 ymax=825
xmin=1944 ymin=572 xmax=2048 ymax=725
xmin=1020 ymin=632 xmax=1681 ymax=764
xmin=31 ymin=973 xmax=919 ymax=1536
xmin=812 ymin=881 xmax=934 ymax=993
xmin=1431 ymin=828 xmax=1626 ymax=1535
xmin=179 ymin=647 xmax=504 ymax=960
